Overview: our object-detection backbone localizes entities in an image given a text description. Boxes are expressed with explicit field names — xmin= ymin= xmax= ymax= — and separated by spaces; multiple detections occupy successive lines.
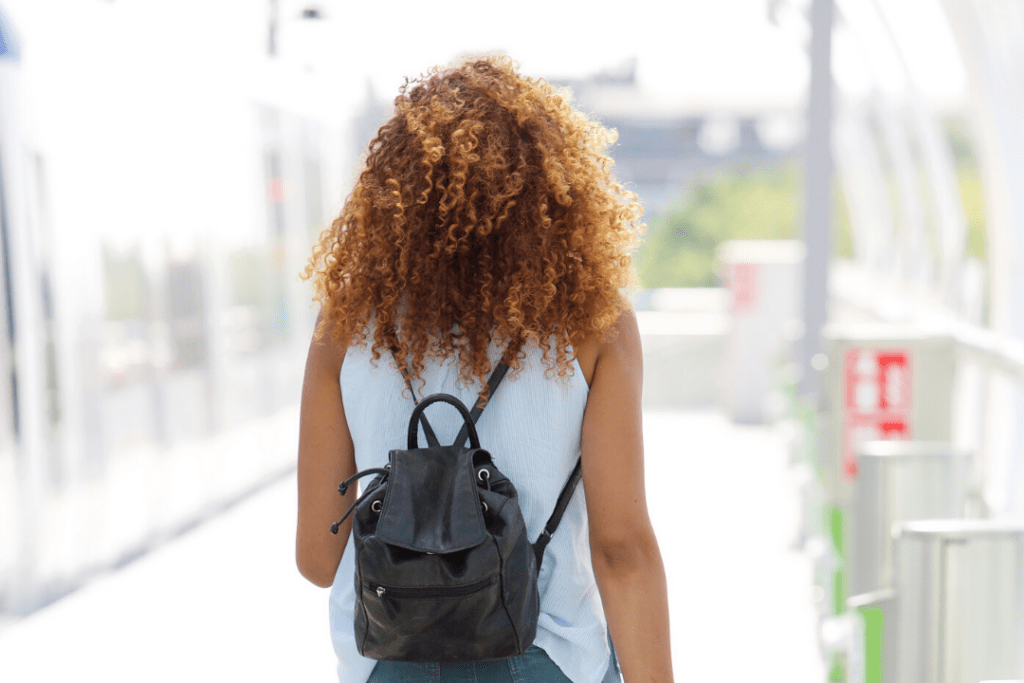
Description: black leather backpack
xmin=329 ymin=361 xmax=582 ymax=662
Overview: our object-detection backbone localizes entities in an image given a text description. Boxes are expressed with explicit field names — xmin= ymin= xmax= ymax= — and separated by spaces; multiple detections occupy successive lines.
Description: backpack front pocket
xmin=365 ymin=575 xmax=497 ymax=600
xmin=356 ymin=573 xmax=525 ymax=662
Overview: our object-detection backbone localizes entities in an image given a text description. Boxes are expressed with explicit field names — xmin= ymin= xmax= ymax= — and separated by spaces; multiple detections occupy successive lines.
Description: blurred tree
xmin=637 ymin=162 xmax=853 ymax=288
xmin=959 ymin=169 xmax=986 ymax=261
xmin=103 ymin=245 xmax=151 ymax=321
xmin=944 ymin=116 xmax=987 ymax=261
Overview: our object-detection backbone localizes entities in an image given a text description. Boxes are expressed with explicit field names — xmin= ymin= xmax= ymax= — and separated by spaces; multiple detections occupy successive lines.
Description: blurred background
xmin=0 ymin=0 xmax=1022 ymax=681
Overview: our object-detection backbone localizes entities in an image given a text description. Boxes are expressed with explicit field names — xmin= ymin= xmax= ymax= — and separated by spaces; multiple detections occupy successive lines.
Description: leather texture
xmin=375 ymin=446 xmax=488 ymax=553
xmin=348 ymin=392 xmax=540 ymax=662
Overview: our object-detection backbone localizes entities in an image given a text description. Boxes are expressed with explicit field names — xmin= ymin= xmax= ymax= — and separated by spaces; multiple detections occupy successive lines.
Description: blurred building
xmin=551 ymin=60 xmax=801 ymax=222
xmin=353 ymin=59 xmax=803 ymax=228
xmin=0 ymin=0 xmax=345 ymax=616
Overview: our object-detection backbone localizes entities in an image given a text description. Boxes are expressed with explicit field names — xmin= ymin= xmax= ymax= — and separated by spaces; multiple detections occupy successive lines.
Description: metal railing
xmin=818 ymin=264 xmax=1024 ymax=681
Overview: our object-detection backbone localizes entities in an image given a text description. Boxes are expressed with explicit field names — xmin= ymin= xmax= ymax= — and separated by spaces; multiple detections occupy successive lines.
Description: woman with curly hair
xmin=296 ymin=56 xmax=673 ymax=683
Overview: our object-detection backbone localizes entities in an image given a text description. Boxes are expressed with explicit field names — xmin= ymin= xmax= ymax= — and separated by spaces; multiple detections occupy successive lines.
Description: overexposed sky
xmin=275 ymin=0 xmax=967 ymax=109
xmin=3 ymin=0 xmax=967 ymax=112
xmin=302 ymin=0 xmax=808 ymax=107
xmin=0 ymin=0 xmax=969 ymax=253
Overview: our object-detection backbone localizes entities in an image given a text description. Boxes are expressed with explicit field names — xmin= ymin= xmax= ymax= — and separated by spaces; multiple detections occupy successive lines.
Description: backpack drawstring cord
xmin=330 ymin=468 xmax=390 ymax=535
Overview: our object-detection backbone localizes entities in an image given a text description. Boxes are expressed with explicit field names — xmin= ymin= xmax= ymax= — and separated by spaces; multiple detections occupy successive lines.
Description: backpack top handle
xmin=391 ymin=346 xmax=508 ymax=447
xmin=407 ymin=393 xmax=480 ymax=450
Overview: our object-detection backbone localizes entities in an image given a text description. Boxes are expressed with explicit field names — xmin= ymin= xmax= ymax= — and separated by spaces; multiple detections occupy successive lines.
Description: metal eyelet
xmin=384 ymin=464 xmax=391 ymax=470
xmin=481 ymin=501 xmax=489 ymax=513
xmin=477 ymin=468 xmax=491 ymax=482
xmin=371 ymin=500 xmax=382 ymax=513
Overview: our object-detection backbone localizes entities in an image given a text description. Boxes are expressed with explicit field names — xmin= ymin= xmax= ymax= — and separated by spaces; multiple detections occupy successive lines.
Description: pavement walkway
xmin=0 ymin=409 xmax=824 ymax=683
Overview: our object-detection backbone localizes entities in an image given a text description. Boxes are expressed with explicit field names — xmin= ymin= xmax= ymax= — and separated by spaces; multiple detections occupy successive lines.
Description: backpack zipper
xmin=366 ymin=575 xmax=498 ymax=599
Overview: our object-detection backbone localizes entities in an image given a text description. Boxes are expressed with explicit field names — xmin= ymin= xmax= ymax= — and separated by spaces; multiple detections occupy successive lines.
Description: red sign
xmin=267 ymin=178 xmax=288 ymax=202
xmin=842 ymin=349 xmax=911 ymax=479
xmin=730 ymin=262 xmax=758 ymax=313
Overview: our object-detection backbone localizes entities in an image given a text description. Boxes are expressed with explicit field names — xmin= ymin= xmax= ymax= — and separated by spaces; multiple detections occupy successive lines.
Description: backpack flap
xmin=376 ymin=447 xmax=488 ymax=553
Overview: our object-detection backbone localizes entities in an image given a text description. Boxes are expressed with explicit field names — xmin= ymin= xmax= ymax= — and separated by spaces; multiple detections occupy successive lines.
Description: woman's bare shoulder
xmin=307 ymin=313 xmax=351 ymax=374
xmin=571 ymin=304 xmax=640 ymax=388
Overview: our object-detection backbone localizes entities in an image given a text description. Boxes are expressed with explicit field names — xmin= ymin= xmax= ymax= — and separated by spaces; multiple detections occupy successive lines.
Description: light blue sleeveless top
xmin=328 ymin=339 xmax=612 ymax=683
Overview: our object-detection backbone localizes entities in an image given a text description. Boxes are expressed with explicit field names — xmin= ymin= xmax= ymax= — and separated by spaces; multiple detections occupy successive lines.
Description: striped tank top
xmin=328 ymin=339 xmax=612 ymax=683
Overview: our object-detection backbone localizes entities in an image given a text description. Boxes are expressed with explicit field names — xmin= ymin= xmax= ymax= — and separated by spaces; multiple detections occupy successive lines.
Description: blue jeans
xmin=366 ymin=645 xmax=620 ymax=683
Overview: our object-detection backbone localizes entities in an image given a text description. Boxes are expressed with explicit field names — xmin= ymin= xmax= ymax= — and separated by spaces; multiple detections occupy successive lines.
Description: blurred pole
xmin=0 ymin=6 xmax=47 ymax=614
xmin=799 ymin=0 xmax=835 ymax=402
xmin=267 ymin=0 xmax=279 ymax=57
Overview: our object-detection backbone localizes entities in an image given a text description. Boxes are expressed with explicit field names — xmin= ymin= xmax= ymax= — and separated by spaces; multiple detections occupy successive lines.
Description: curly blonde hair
xmin=305 ymin=56 xmax=643 ymax=392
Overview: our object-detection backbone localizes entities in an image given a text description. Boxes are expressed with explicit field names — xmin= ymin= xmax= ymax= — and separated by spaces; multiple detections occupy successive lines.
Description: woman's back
xmin=330 ymin=340 xmax=614 ymax=683
xmin=296 ymin=55 xmax=672 ymax=683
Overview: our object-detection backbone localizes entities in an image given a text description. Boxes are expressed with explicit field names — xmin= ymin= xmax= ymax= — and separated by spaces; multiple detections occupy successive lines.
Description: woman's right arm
xmin=582 ymin=308 xmax=674 ymax=683
xmin=296 ymin=314 xmax=358 ymax=588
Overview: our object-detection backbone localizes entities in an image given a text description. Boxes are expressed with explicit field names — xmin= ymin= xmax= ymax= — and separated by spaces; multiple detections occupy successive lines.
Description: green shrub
xmin=638 ymin=161 xmax=854 ymax=288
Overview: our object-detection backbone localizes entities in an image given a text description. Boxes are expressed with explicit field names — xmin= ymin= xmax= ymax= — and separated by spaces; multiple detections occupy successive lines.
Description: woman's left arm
xmin=296 ymin=315 xmax=357 ymax=588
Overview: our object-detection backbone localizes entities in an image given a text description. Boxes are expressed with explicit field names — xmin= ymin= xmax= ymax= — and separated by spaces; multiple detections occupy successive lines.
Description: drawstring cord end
xmin=330 ymin=466 xmax=391 ymax=534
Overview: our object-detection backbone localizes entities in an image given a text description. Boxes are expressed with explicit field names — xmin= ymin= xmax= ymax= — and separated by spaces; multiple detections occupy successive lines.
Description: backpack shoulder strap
xmin=453 ymin=361 xmax=509 ymax=447
xmin=533 ymin=457 xmax=583 ymax=570
xmin=447 ymin=354 xmax=580 ymax=569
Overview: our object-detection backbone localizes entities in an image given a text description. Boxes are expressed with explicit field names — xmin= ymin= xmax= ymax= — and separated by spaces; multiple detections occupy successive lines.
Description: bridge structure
xmin=0 ymin=1 xmax=1022 ymax=682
